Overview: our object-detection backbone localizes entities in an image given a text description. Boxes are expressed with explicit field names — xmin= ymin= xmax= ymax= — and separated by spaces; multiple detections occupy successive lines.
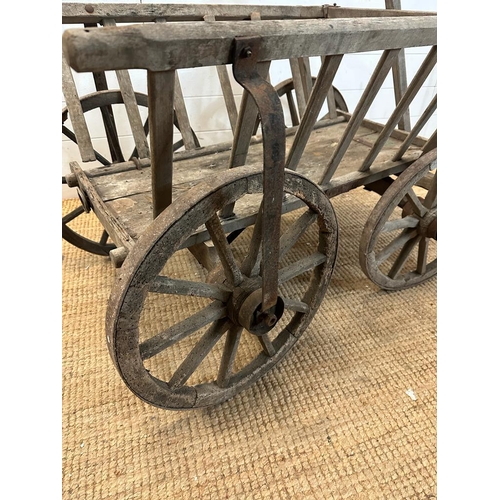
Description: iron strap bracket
xmin=232 ymin=36 xmax=286 ymax=312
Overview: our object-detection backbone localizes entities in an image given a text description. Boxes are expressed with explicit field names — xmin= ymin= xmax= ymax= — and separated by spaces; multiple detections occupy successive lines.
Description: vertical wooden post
xmin=385 ymin=0 xmax=411 ymax=131
xmin=147 ymin=70 xmax=175 ymax=218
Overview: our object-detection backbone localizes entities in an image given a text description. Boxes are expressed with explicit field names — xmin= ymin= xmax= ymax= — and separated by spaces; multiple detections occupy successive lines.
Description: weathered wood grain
xmin=393 ymin=95 xmax=437 ymax=160
xmin=385 ymin=0 xmax=411 ymax=131
xmin=102 ymin=18 xmax=150 ymax=159
xmin=359 ymin=45 xmax=437 ymax=171
xmin=147 ymin=70 xmax=175 ymax=217
xmin=321 ymin=49 xmax=401 ymax=183
xmin=285 ymin=54 xmax=343 ymax=171
xmin=63 ymin=16 xmax=437 ymax=73
xmin=62 ymin=3 xmax=327 ymax=24
xmin=62 ymin=52 xmax=95 ymax=162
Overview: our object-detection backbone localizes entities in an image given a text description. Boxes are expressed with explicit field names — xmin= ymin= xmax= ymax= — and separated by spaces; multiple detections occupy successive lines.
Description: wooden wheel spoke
xmin=240 ymin=204 xmax=264 ymax=277
xmin=279 ymin=210 xmax=317 ymax=259
xmin=98 ymin=231 xmax=110 ymax=246
xmin=206 ymin=215 xmax=243 ymax=286
xmin=423 ymin=171 xmax=437 ymax=209
xmin=359 ymin=149 xmax=437 ymax=291
xmin=108 ymin=168 xmax=338 ymax=409
xmin=416 ymin=237 xmax=429 ymax=275
xmin=258 ymin=333 xmax=276 ymax=357
xmin=217 ymin=325 xmax=243 ymax=388
xmin=286 ymin=91 xmax=300 ymax=126
xmin=403 ymin=189 xmax=426 ymax=217
xmin=139 ymin=301 xmax=227 ymax=360
xmin=169 ymin=319 xmax=230 ymax=389
xmin=278 ymin=252 xmax=327 ymax=284
xmin=381 ymin=216 xmax=419 ymax=233
xmin=282 ymin=297 xmax=310 ymax=314
xmin=375 ymin=229 xmax=418 ymax=265
xmin=62 ymin=206 xmax=84 ymax=224
xmin=149 ymin=276 xmax=231 ymax=302
xmin=387 ymin=234 xmax=420 ymax=279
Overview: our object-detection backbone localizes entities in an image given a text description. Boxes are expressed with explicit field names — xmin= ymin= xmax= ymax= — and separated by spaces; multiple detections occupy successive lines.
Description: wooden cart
xmin=62 ymin=3 xmax=437 ymax=410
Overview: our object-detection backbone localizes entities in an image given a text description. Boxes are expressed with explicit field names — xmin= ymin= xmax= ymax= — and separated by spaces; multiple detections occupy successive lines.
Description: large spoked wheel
xmin=62 ymin=90 xmax=199 ymax=256
xmin=359 ymin=149 xmax=437 ymax=291
xmin=107 ymin=166 xmax=338 ymax=410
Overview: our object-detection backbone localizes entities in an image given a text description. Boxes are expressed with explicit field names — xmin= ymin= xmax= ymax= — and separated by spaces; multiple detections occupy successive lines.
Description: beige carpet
xmin=62 ymin=186 xmax=436 ymax=499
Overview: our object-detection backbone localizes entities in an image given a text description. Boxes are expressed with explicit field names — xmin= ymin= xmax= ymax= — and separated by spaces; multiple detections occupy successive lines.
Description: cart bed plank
xmin=89 ymin=122 xmax=420 ymax=240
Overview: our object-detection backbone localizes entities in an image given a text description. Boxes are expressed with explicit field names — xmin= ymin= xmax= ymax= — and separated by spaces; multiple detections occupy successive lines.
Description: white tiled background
xmin=62 ymin=0 xmax=437 ymax=199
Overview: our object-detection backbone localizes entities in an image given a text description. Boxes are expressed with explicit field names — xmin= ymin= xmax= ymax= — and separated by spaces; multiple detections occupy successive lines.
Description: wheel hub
xmin=401 ymin=198 xmax=437 ymax=240
xmin=236 ymin=288 xmax=285 ymax=336
xmin=418 ymin=209 xmax=437 ymax=240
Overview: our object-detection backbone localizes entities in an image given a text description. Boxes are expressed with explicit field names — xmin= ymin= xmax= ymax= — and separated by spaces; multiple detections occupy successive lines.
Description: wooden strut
xmin=231 ymin=35 xmax=286 ymax=313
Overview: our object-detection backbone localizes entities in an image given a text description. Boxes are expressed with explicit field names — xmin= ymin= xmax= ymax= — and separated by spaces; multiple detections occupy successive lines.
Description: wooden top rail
xmin=62 ymin=3 xmax=326 ymax=23
xmin=63 ymin=16 xmax=437 ymax=73
xmin=325 ymin=7 xmax=436 ymax=18
xmin=62 ymin=3 xmax=435 ymax=24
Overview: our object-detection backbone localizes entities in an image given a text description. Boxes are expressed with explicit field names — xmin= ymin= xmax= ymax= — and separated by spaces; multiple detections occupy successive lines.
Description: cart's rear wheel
xmin=359 ymin=149 xmax=437 ymax=290
xmin=253 ymin=78 xmax=348 ymax=134
xmin=275 ymin=77 xmax=348 ymax=127
xmin=62 ymin=90 xmax=199 ymax=256
xmin=107 ymin=166 xmax=338 ymax=409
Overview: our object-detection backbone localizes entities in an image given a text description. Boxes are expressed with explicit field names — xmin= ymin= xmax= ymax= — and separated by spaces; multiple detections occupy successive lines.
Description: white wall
xmin=62 ymin=0 xmax=437 ymax=199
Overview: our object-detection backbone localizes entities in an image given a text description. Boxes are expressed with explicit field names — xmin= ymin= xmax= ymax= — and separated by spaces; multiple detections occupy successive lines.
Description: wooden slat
xmin=336 ymin=110 xmax=427 ymax=147
xmin=147 ymin=70 xmax=176 ymax=217
xmin=320 ymin=49 xmax=401 ymax=184
xmin=321 ymin=56 xmax=338 ymax=119
xmin=62 ymin=3 xmax=327 ymax=24
xmin=326 ymin=6 xmax=436 ymax=18
xmin=393 ymin=95 xmax=437 ymax=160
xmin=63 ymin=17 xmax=437 ymax=73
xmin=173 ymin=72 xmax=197 ymax=150
xmin=217 ymin=65 xmax=239 ymax=133
xmin=289 ymin=57 xmax=313 ymax=119
xmin=359 ymin=45 xmax=437 ymax=171
xmin=422 ymin=130 xmax=437 ymax=155
xmin=62 ymin=51 xmax=96 ymax=162
xmin=102 ymin=18 xmax=150 ymax=159
xmin=289 ymin=58 xmax=307 ymax=118
xmin=83 ymin=22 xmax=125 ymax=162
xmin=204 ymin=14 xmax=239 ymax=133
xmin=285 ymin=54 xmax=343 ymax=171
xmin=385 ymin=0 xmax=411 ymax=131
xmin=69 ymin=161 xmax=134 ymax=247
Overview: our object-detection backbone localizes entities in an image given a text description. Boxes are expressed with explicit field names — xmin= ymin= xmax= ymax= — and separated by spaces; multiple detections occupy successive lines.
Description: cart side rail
xmin=63 ymin=14 xmax=437 ymax=216
xmin=62 ymin=2 xmax=435 ymax=24
xmin=63 ymin=17 xmax=436 ymax=73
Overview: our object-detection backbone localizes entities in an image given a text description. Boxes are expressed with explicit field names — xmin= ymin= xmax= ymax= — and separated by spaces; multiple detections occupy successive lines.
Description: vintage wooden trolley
xmin=62 ymin=3 xmax=437 ymax=410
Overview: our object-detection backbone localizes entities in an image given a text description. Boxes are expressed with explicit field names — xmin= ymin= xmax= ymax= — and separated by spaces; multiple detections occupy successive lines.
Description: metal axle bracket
xmin=232 ymin=36 xmax=286 ymax=312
